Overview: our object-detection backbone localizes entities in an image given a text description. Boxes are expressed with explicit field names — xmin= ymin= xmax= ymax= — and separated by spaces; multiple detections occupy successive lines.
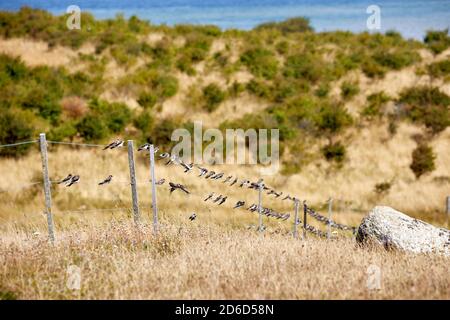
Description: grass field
xmin=1 ymin=221 xmax=449 ymax=299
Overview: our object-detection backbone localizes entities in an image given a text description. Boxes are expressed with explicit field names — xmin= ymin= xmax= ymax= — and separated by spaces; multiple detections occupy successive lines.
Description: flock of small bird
xmin=54 ymin=139 xmax=355 ymax=235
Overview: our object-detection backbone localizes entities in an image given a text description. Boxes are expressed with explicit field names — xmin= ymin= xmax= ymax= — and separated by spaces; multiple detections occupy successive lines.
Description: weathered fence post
xmin=293 ymin=198 xmax=299 ymax=239
xmin=303 ymin=201 xmax=307 ymax=240
xmin=127 ymin=140 xmax=140 ymax=225
xmin=328 ymin=198 xmax=333 ymax=240
xmin=149 ymin=144 xmax=158 ymax=235
xmin=446 ymin=196 xmax=450 ymax=229
xmin=39 ymin=133 xmax=55 ymax=243
xmin=258 ymin=180 xmax=264 ymax=233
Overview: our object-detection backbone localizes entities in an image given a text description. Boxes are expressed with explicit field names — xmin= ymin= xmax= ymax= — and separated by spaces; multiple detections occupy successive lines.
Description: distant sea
xmin=0 ymin=0 xmax=449 ymax=40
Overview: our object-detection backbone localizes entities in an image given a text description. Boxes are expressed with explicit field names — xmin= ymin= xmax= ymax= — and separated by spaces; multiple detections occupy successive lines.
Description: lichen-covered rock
xmin=357 ymin=206 xmax=450 ymax=256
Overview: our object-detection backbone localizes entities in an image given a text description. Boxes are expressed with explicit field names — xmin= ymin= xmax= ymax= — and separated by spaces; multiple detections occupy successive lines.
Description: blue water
xmin=0 ymin=0 xmax=449 ymax=40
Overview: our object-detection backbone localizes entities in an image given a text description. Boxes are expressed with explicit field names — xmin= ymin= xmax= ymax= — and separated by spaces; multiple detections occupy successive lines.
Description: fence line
xmin=47 ymin=140 xmax=108 ymax=148
xmin=0 ymin=140 xmax=38 ymax=148
xmin=0 ymin=135 xmax=358 ymax=241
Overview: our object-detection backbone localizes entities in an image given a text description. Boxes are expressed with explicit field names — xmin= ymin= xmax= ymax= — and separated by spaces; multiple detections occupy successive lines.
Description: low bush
xmin=340 ymin=81 xmax=360 ymax=100
xmin=283 ymin=53 xmax=323 ymax=83
xmin=372 ymin=49 xmax=420 ymax=70
xmin=203 ymin=83 xmax=226 ymax=112
xmin=137 ymin=91 xmax=158 ymax=109
xmin=246 ymin=79 xmax=271 ymax=99
xmin=398 ymin=86 xmax=450 ymax=134
xmin=424 ymin=29 xmax=450 ymax=54
xmin=240 ymin=48 xmax=278 ymax=80
xmin=76 ymin=114 xmax=108 ymax=141
xmin=374 ymin=181 xmax=392 ymax=194
xmin=255 ymin=17 xmax=313 ymax=34
xmin=362 ymin=92 xmax=390 ymax=119
xmin=0 ymin=109 xmax=35 ymax=157
xmin=427 ymin=59 xmax=450 ymax=79
xmin=322 ymin=142 xmax=346 ymax=163
xmin=410 ymin=143 xmax=436 ymax=178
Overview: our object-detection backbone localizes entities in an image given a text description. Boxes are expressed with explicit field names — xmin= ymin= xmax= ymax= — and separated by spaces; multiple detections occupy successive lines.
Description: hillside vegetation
xmin=0 ymin=8 xmax=449 ymax=224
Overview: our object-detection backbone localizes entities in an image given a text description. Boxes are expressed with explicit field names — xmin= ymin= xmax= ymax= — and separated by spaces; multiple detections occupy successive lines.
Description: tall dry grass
xmin=0 ymin=221 xmax=448 ymax=299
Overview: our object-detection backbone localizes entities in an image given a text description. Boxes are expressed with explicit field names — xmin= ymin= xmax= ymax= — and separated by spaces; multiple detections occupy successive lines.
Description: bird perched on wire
xmin=239 ymin=180 xmax=250 ymax=188
xmin=233 ymin=200 xmax=245 ymax=209
xmin=66 ymin=175 xmax=80 ymax=187
xmin=165 ymin=154 xmax=179 ymax=166
xmin=211 ymin=172 xmax=224 ymax=180
xmin=204 ymin=192 xmax=214 ymax=201
xmin=189 ymin=213 xmax=197 ymax=221
xmin=205 ymin=171 xmax=215 ymax=179
xmin=137 ymin=143 xmax=150 ymax=151
xmin=169 ymin=182 xmax=190 ymax=194
xmin=197 ymin=166 xmax=208 ymax=177
xmin=218 ymin=196 xmax=227 ymax=205
xmin=223 ymin=175 xmax=232 ymax=184
xmin=180 ymin=162 xmax=193 ymax=173
xmin=103 ymin=139 xmax=124 ymax=150
xmin=99 ymin=175 xmax=113 ymax=185
xmin=158 ymin=152 xmax=170 ymax=160
xmin=269 ymin=190 xmax=283 ymax=198
xmin=230 ymin=177 xmax=238 ymax=186
xmin=57 ymin=174 xmax=73 ymax=185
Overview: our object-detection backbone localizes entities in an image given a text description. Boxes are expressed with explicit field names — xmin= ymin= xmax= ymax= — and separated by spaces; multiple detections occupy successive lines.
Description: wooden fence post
xmin=446 ymin=196 xmax=450 ymax=229
xmin=293 ymin=198 xmax=299 ymax=239
xmin=127 ymin=140 xmax=140 ymax=225
xmin=39 ymin=133 xmax=55 ymax=243
xmin=303 ymin=201 xmax=307 ymax=240
xmin=258 ymin=181 xmax=263 ymax=233
xmin=149 ymin=144 xmax=158 ymax=235
xmin=328 ymin=198 xmax=333 ymax=240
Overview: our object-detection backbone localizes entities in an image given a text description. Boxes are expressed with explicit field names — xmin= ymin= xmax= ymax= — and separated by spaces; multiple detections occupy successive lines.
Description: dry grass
xmin=0 ymin=221 xmax=448 ymax=299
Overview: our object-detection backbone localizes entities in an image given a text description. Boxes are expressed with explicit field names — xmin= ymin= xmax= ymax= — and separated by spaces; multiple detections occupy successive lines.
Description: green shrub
xmin=410 ymin=143 xmax=436 ymax=178
xmin=424 ymin=29 xmax=450 ymax=54
xmin=89 ymin=99 xmax=132 ymax=133
xmin=76 ymin=114 xmax=108 ymax=141
xmin=427 ymin=59 xmax=450 ymax=78
xmin=315 ymin=83 xmax=330 ymax=98
xmin=228 ymin=81 xmax=245 ymax=98
xmin=255 ymin=17 xmax=313 ymax=34
xmin=246 ymin=79 xmax=271 ymax=99
xmin=362 ymin=92 xmax=390 ymax=119
xmin=240 ymin=48 xmax=278 ymax=79
xmin=203 ymin=83 xmax=226 ymax=112
xmin=322 ymin=142 xmax=346 ymax=163
xmin=48 ymin=122 xmax=77 ymax=141
xmin=0 ymin=54 xmax=27 ymax=82
xmin=399 ymin=86 xmax=450 ymax=134
xmin=340 ymin=81 xmax=360 ymax=99
xmin=315 ymin=103 xmax=353 ymax=139
xmin=361 ymin=60 xmax=386 ymax=78
xmin=153 ymin=74 xmax=179 ymax=98
xmin=283 ymin=53 xmax=323 ymax=83
xmin=137 ymin=91 xmax=157 ymax=109
xmin=133 ymin=111 xmax=154 ymax=134
xmin=372 ymin=49 xmax=420 ymax=70
xmin=0 ymin=109 xmax=35 ymax=157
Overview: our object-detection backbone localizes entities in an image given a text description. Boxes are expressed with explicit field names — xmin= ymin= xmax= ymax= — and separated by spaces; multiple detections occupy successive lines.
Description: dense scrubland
xmin=0 ymin=8 xmax=449 ymax=299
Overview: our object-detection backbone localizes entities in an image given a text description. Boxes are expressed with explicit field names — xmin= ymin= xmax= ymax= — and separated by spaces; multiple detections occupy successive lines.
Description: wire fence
xmin=0 ymin=134 xmax=359 ymax=242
